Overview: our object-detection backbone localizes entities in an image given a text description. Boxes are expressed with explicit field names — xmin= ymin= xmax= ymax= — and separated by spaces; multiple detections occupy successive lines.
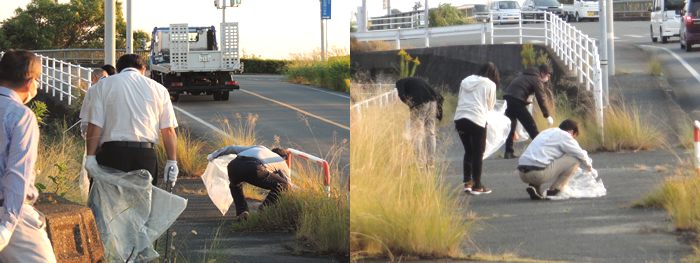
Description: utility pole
xmin=606 ymin=0 xmax=615 ymax=78
xmin=215 ymin=0 xmax=241 ymax=24
xmin=126 ymin=0 xmax=132 ymax=54
xmin=387 ymin=0 xmax=391 ymax=16
xmin=424 ymin=0 xmax=429 ymax=46
xmin=320 ymin=0 xmax=325 ymax=61
xmin=599 ymin=0 xmax=609 ymax=107
xmin=105 ymin=0 xmax=115 ymax=66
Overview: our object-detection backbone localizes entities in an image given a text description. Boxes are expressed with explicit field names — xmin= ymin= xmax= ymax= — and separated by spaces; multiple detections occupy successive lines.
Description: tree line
xmin=0 ymin=0 xmax=150 ymax=51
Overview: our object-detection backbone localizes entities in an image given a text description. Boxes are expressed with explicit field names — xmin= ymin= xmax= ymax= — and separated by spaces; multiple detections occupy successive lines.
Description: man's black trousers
xmin=504 ymin=95 xmax=540 ymax=155
xmin=95 ymin=143 xmax=158 ymax=186
xmin=227 ymin=156 xmax=290 ymax=216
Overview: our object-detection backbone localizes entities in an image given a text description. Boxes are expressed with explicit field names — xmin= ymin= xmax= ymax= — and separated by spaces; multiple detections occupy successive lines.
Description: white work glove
xmin=85 ymin=155 xmax=98 ymax=176
xmin=164 ymin=160 xmax=178 ymax=188
xmin=546 ymin=116 xmax=554 ymax=126
xmin=0 ymin=226 xmax=12 ymax=251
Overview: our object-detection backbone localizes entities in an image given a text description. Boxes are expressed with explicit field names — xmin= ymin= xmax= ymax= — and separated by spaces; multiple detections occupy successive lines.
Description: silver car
xmin=490 ymin=0 xmax=522 ymax=24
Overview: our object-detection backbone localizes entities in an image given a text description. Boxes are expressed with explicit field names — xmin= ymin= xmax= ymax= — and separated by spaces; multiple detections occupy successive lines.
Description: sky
xmin=353 ymin=0 xmax=493 ymax=19
xmin=1 ymin=0 xmax=351 ymax=59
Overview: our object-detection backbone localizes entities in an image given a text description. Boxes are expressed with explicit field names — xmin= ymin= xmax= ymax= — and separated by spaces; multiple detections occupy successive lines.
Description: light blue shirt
xmin=0 ymin=86 xmax=39 ymax=234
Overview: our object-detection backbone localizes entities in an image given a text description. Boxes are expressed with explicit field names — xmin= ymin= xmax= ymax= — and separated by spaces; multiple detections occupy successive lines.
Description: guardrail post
xmin=396 ymin=28 xmax=401 ymax=50
xmin=285 ymin=148 xmax=331 ymax=197
xmin=695 ymin=121 xmax=700 ymax=176
xmin=481 ymin=24 xmax=486 ymax=45
xmin=67 ymin=65 xmax=72 ymax=105
xmin=424 ymin=28 xmax=430 ymax=47
xmin=578 ymin=32 xmax=583 ymax=83
xmin=518 ymin=16 xmax=523 ymax=44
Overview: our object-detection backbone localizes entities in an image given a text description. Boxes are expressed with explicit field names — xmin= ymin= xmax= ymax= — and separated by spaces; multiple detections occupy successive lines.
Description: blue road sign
xmin=322 ymin=0 xmax=331 ymax=19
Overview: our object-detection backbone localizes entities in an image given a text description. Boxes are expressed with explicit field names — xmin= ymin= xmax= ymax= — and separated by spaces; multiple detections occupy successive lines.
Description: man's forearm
xmin=161 ymin=127 xmax=177 ymax=161
xmin=86 ymin=123 xmax=102 ymax=156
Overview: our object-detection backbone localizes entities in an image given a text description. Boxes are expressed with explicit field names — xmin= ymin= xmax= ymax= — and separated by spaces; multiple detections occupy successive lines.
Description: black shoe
xmin=526 ymin=185 xmax=543 ymax=200
xmin=504 ymin=152 xmax=518 ymax=159
xmin=546 ymin=189 xmax=560 ymax=197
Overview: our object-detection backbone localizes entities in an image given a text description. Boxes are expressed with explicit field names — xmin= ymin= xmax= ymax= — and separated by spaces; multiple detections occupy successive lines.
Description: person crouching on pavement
xmin=517 ymin=119 xmax=593 ymax=200
xmin=207 ymin=145 xmax=292 ymax=220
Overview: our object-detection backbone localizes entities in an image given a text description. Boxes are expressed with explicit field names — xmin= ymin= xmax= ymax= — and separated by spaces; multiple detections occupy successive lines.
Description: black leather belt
xmin=104 ymin=141 xmax=154 ymax=149
xmin=518 ymin=165 xmax=546 ymax=173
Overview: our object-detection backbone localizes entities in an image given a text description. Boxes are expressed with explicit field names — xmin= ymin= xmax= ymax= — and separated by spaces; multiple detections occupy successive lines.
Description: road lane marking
xmin=241 ymin=89 xmax=350 ymax=131
xmin=295 ymin=85 xmax=350 ymax=99
xmin=625 ymin=35 xmax=644 ymax=38
xmin=641 ymin=45 xmax=700 ymax=83
xmin=172 ymin=105 xmax=237 ymax=143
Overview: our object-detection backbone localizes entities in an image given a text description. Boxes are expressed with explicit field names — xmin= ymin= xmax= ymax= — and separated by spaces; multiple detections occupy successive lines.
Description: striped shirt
xmin=0 ymin=86 xmax=40 ymax=234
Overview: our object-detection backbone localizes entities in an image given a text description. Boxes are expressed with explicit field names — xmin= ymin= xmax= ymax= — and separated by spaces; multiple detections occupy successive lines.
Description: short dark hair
xmin=0 ymin=50 xmax=41 ymax=88
xmin=115 ymin=54 xmax=145 ymax=73
xmin=271 ymin=147 xmax=287 ymax=159
xmin=100 ymin=64 xmax=116 ymax=76
xmin=477 ymin=62 xmax=500 ymax=87
xmin=559 ymin=119 xmax=579 ymax=136
xmin=538 ymin=64 xmax=551 ymax=76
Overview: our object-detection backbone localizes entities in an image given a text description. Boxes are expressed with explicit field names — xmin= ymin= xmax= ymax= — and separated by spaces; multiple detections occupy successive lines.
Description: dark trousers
xmin=95 ymin=143 xmax=158 ymax=186
xmin=227 ymin=157 xmax=290 ymax=216
xmin=455 ymin=118 xmax=487 ymax=188
xmin=504 ymin=95 xmax=540 ymax=155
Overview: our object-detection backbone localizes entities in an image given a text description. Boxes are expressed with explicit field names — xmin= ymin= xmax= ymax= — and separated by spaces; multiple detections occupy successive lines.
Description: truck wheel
xmin=213 ymin=91 xmax=222 ymax=101
xmin=222 ymin=91 xmax=230 ymax=101
xmin=650 ymin=26 xmax=658 ymax=42
xmin=661 ymin=27 xmax=669 ymax=43
xmin=190 ymin=91 xmax=202 ymax=96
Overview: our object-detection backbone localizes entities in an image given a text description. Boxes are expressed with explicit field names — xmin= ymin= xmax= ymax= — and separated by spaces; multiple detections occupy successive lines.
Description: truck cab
xmin=150 ymin=23 xmax=242 ymax=102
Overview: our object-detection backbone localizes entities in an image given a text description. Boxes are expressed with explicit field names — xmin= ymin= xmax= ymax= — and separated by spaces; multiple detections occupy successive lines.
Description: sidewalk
xmin=166 ymin=179 xmax=348 ymax=262
xmin=438 ymin=43 xmax=695 ymax=262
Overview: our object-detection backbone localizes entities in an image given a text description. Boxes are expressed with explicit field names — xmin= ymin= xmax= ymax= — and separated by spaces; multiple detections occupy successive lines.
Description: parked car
xmin=649 ymin=0 xmax=683 ymax=43
xmin=490 ymin=0 xmax=521 ymax=24
xmin=562 ymin=0 xmax=599 ymax=22
xmin=680 ymin=0 xmax=700 ymax=51
xmin=521 ymin=0 xmax=564 ymax=20
xmin=474 ymin=4 xmax=490 ymax=22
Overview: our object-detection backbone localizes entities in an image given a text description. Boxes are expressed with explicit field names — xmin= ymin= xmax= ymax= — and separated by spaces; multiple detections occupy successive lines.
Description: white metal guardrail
xmin=351 ymin=11 xmax=604 ymax=129
xmin=351 ymin=85 xmax=398 ymax=115
xmin=0 ymin=51 xmax=93 ymax=106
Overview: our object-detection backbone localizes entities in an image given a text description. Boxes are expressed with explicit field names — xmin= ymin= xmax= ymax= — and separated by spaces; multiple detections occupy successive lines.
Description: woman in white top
xmin=454 ymin=62 xmax=499 ymax=195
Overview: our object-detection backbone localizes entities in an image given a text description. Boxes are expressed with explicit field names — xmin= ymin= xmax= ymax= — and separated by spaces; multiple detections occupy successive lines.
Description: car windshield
xmin=474 ymin=5 xmax=488 ymax=12
xmin=534 ymin=0 xmax=560 ymax=6
xmin=665 ymin=0 xmax=684 ymax=10
xmin=499 ymin=1 xmax=520 ymax=9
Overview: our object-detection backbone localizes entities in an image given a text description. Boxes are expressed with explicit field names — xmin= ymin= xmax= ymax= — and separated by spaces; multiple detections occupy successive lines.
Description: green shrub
xmin=240 ymin=58 xmax=290 ymax=74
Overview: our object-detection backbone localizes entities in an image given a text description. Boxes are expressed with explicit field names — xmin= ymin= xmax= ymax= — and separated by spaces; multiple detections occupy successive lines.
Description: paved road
xmin=172 ymin=75 xmax=350 ymax=178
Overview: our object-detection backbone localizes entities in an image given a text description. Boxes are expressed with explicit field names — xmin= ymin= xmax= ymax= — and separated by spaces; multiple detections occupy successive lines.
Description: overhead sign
xmin=322 ymin=0 xmax=331 ymax=19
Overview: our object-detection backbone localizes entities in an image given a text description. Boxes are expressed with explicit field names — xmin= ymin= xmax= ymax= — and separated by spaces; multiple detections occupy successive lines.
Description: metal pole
xmin=361 ymin=0 xmax=367 ymax=32
xmin=325 ymin=19 xmax=329 ymax=59
xmin=223 ymin=1 xmax=226 ymax=23
xmin=606 ymin=0 xmax=615 ymax=77
xmin=424 ymin=0 xmax=429 ymax=47
xmin=387 ymin=0 xmax=391 ymax=16
xmin=599 ymin=0 xmax=609 ymax=108
xmin=105 ymin=0 xmax=116 ymax=66
xmin=321 ymin=0 xmax=325 ymax=61
xmin=126 ymin=0 xmax=133 ymax=54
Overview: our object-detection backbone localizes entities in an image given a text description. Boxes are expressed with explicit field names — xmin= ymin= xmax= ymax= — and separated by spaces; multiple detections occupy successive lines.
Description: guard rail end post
xmin=396 ymin=28 xmax=401 ymax=50
xmin=322 ymin=161 xmax=330 ymax=196
xmin=695 ymin=121 xmax=700 ymax=176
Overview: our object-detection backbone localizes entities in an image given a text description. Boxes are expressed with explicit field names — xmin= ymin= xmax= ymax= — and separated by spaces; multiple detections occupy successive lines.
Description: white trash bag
xmin=201 ymin=154 xmax=235 ymax=216
xmin=484 ymin=100 xmax=512 ymax=159
xmin=547 ymin=168 xmax=606 ymax=200
xmin=87 ymin=165 xmax=187 ymax=263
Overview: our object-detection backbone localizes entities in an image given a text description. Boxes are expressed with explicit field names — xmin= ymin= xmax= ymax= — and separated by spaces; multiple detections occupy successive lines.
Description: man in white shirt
xmin=207 ymin=145 xmax=291 ymax=220
xmin=517 ymin=119 xmax=593 ymax=200
xmin=83 ymin=54 xmax=178 ymax=187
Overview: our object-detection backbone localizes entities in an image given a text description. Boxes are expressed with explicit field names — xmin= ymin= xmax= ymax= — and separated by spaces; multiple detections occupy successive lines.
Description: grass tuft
xmin=350 ymin=102 xmax=472 ymax=259
xmin=283 ymin=47 xmax=350 ymax=92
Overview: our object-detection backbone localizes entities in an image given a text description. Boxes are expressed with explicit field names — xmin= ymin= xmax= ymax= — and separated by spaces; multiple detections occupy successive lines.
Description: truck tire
xmin=650 ymin=26 xmax=658 ymax=42
xmin=222 ymin=91 xmax=230 ymax=101
xmin=213 ymin=91 xmax=222 ymax=101
xmin=661 ymin=27 xmax=669 ymax=43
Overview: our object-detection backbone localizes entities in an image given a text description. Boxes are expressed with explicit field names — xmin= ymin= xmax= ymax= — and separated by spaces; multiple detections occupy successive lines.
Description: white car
xmin=490 ymin=0 xmax=522 ymax=24
xmin=650 ymin=0 xmax=683 ymax=43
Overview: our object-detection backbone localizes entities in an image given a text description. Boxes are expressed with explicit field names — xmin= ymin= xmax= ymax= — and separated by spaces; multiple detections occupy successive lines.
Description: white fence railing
xmin=0 ymin=51 xmax=93 ymax=106
xmin=351 ymin=11 xmax=604 ymax=129
xmin=351 ymin=85 xmax=398 ymax=115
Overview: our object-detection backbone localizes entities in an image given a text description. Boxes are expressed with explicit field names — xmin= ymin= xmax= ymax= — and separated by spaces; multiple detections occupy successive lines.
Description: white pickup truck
xmin=562 ymin=0 xmax=600 ymax=22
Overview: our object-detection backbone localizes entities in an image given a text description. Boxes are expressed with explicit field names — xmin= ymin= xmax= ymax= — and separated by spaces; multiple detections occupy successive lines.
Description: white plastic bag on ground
xmin=201 ymin=154 xmax=235 ymax=216
xmin=484 ymin=100 xmax=512 ymax=159
xmin=87 ymin=165 xmax=187 ymax=263
xmin=548 ymin=168 xmax=606 ymax=200
xmin=78 ymin=151 xmax=90 ymax=202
